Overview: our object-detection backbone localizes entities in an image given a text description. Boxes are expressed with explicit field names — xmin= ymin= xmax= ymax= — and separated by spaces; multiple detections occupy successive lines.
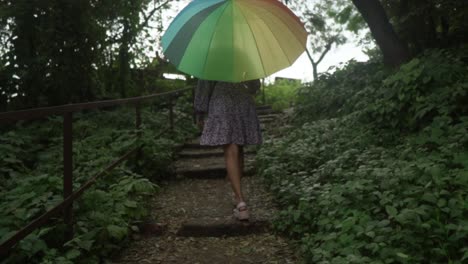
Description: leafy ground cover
xmin=257 ymin=49 xmax=468 ymax=263
xmin=0 ymin=94 xmax=197 ymax=263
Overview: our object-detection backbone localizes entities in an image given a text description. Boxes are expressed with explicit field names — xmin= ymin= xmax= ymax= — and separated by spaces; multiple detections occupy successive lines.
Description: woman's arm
xmin=194 ymin=80 xmax=215 ymax=114
xmin=194 ymin=80 xmax=215 ymax=129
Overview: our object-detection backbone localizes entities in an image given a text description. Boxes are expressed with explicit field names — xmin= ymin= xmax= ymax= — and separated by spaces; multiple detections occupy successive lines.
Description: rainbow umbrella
xmin=161 ymin=0 xmax=307 ymax=82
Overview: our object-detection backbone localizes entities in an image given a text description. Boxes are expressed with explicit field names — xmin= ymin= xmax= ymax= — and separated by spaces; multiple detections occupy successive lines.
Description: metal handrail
xmin=0 ymin=87 xmax=194 ymax=258
xmin=0 ymin=88 xmax=191 ymax=123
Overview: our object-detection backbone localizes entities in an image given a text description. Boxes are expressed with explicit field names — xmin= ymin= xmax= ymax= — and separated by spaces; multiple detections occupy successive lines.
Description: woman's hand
xmin=196 ymin=113 xmax=205 ymax=131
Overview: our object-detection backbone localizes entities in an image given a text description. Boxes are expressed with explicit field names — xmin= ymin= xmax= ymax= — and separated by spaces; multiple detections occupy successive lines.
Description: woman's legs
xmin=224 ymin=143 xmax=244 ymax=204
xmin=225 ymin=145 xmax=244 ymax=182
xmin=239 ymin=146 xmax=244 ymax=175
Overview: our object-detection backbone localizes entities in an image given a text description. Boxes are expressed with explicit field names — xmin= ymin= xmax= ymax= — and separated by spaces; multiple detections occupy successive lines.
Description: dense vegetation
xmin=258 ymin=2 xmax=468 ymax=261
xmin=0 ymin=0 xmax=191 ymax=111
xmin=0 ymin=94 xmax=197 ymax=263
xmin=257 ymin=48 xmax=468 ymax=263
xmin=256 ymin=79 xmax=302 ymax=111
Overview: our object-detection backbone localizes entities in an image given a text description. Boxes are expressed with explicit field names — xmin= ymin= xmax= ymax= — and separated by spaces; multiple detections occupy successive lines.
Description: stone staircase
xmin=112 ymin=105 xmax=299 ymax=263
xmin=172 ymin=105 xmax=281 ymax=236
xmin=174 ymin=105 xmax=280 ymax=180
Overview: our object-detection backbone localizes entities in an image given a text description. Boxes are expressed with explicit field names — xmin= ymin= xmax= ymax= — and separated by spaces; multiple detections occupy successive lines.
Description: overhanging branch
xmin=138 ymin=0 xmax=172 ymax=32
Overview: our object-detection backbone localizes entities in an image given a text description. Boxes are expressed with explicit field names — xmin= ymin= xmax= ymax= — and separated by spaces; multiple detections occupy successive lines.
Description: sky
xmin=269 ymin=43 xmax=368 ymax=83
xmin=159 ymin=1 xmax=369 ymax=83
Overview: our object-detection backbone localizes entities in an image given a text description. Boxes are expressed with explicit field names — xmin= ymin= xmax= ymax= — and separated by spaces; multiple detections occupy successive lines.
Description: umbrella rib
xmin=250 ymin=0 xmax=308 ymax=65
xmin=236 ymin=3 xmax=267 ymax=78
xmin=201 ymin=2 xmax=231 ymax=80
xmin=244 ymin=5 xmax=293 ymax=67
xmin=258 ymin=2 xmax=308 ymax=52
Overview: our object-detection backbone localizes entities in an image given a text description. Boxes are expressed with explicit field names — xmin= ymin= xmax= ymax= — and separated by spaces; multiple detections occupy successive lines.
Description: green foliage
xmin=294 ymin=58 xmax=389 ymax=123
xmin=257 ymin=48 xmax=468 ymax=263
xmin=284 ymin=0 xmax=359 ymax=79
xmin=256 ymin=79 xmax=301 ymax=111
xmin=382 ymin=0 xmax=468 ymax=54
xmin=0 ymin=97 xmax=197 ymax=263
xmin=0 ymin=0 xmax=177 ymax=110
xmin=366 ymin=49 xmax=468 ymax=130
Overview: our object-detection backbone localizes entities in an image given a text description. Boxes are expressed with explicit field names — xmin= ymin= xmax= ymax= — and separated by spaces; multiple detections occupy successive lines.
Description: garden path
xmin=111 ymin=106 xmax=300 ymax=264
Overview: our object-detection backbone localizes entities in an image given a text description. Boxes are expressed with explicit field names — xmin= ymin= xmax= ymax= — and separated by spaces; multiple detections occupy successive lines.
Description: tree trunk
xmin=118 ymin=19 xmax=130 ymax=98
xmin=312 ymin=63 xmax=318 ymax=81
xmin=13 ymin=3 xmax=40 ymax=108
xmin=352 ymin=0 xmax=410 ymax=67
xmin=305 ymin=45 xmax=331 ymax=81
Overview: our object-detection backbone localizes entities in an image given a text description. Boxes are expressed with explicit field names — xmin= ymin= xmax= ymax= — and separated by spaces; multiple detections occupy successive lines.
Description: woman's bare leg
xmin=224 ymin=143 xmax=244 ymax=204
xmin=226 ymin=146 xmax=243 ymax=182
xmin=239 ymin=146 xmax=244 ymax=176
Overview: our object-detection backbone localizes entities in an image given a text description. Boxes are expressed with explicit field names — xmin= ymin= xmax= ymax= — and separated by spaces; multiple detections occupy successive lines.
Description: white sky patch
xmin=269 ymin=43 xmax=369 ymax=83
xmin=163 ymin=73 xmax=186 ymax=80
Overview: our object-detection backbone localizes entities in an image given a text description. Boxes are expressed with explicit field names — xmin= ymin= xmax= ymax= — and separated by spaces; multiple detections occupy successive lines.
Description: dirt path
xmin=111 ymin=106 xmax=300 ymax=264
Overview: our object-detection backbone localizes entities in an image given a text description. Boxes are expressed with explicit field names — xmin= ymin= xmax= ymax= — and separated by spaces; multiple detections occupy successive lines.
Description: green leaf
xmin=461 ymin=249 xmax=468 ymax=261
xmin=385 ymin=206 xmax=398 ymax=218
xmin=396 ymin=252 xmax=409 ymax=259
xmin=66 ymin=249 xmax=81 ymax=259
xmin=422 ymin=193 xmax=437 ymax=204
xmin=124 ymin=200 xmax=138 ymax=208
xmin=106 ymin=225 xmax=127 ymax=240
xmin=76 ymin=239 xmax=94 ymax=251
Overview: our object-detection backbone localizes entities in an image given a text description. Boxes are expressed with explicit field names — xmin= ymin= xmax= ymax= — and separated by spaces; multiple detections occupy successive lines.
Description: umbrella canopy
xmin=161 ymin=0 xmax=308 ymax=82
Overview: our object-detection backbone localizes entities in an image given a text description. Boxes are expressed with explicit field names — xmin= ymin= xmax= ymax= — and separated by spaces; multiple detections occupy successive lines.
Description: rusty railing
xmin=0 ymin=87 xmax=192 ymax=258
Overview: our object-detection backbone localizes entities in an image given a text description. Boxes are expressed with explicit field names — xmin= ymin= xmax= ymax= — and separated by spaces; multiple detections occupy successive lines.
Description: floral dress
xmin=194 ymin=80 xmax=262 ymax=146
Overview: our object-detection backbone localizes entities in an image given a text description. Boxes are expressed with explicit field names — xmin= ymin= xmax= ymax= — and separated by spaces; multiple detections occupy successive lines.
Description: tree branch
xmin=305 ymin=48 xmax=316 ymax=65
xmin=316 ymin=39 xmax=334 ymax=65
xmin=137 ymin=0 xmax=172 ymax=32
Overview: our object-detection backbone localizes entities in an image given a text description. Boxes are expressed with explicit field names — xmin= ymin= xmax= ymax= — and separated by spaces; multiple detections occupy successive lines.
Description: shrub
xmin=0 ymin=97 xmax=197 ymax=263
xmin=366 ymin=49 xmax=468 ymax=131
xmin=257 ymin=48 xmax=468 ymax=263
xmin=256 ymin=79 xmax=301 ymax=111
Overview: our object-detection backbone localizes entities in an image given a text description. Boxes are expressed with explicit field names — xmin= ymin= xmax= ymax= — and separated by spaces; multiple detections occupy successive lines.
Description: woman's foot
xmin=233 ymin=202 xmax=250 ymax=221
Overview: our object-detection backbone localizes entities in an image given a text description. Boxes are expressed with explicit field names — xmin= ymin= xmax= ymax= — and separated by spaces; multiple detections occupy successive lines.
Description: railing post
xmin=136 ymin=102 xmax=143 ymax=173
xmin=192 ymin=86 xmax=196 ymax=124
xmin=135 ymin=102 xmax=142 ymax=172
xmin=169 ymin=95 xmax=174 ymax=132
xmin=63 ymin=111 xmax=73 ymax=241
xmin=261 ymin=79 xmax=266 ymax=105
xmin=135 ymin=102 xmax=141 ymax=134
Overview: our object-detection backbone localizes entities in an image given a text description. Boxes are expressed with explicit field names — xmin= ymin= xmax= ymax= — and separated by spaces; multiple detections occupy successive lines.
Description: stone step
xmin=256 ymin=105 xmax=272 ymax=111
xmin=259 ymin=117 xmax=275 ymax=124
xmin=257 ymin=109 xmax=281 ymax=116
xmin=179 ymin=147 xmax=256 ymax=159
xmin=184 ymin=138 xmax=262 ymax=150
xmin=258 ymin=113 xmax=280 ymax=120
xmin=175 ymin=155 xmax=256 ymax=178
xmin=177 ymin=217 xmax=270 ymax=237
xmin=152 ymin=177 xmax=276 ymax=238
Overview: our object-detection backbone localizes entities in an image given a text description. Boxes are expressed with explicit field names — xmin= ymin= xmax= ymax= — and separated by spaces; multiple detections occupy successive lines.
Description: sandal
xmin=233 ymin=202 xmax=250 ymax=221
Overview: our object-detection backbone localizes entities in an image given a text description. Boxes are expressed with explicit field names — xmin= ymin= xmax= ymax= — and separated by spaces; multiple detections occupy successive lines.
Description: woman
xmin=194 ymin=79 xmax=262 ymax=221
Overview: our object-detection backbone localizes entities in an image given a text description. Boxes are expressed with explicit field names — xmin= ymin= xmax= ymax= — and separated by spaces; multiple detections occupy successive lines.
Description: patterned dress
xmin=194 ymin=80 xmax=263 ymax=146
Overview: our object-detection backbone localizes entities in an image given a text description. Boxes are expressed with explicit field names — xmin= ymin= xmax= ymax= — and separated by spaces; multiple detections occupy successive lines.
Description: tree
xmin=284 ymin=0 xmax=363 ymax=80
xmin=0 ymin=0 xmax=112 ymax=108
xmin=351 ymin=0 xmax=410 ymax=67
xmin=114 ymin=0 xmax=172 ymax=98
xmin=381 ymin=0 xmax=468 ymax=54
xmin=0 ymin=0 xmax=174 ymax=110
xmin=285 ymin=0 xmax=412 ymax=68
xmin=301 ymin=6 xmax=346 ymax=81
